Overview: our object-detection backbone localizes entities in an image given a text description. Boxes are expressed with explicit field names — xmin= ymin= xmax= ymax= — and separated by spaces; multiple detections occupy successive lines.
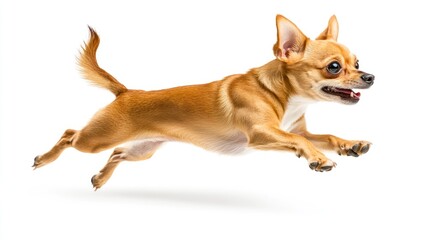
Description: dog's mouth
xmin=322 ymin=86 xmax=361 ymax=103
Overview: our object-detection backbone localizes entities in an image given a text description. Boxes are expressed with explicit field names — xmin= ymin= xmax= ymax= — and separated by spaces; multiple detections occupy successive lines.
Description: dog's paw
xmin=91 ymin=173 xmax=106 ymax=191
xmin=33 ymin=156 xmax=40 ymax=169
xmin=91 ymin=173 xmax=104 ymax=191
xmin=308 ymin=155 xmax=337 ymax=172
xmin=338 ymin=140 xmax=371 ymax=157
xmin=33 ymin=155 xmax=47 ymax=169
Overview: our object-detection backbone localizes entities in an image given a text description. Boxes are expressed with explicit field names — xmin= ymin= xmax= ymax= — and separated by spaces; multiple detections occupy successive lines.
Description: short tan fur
xmin=34 ymin=15 xmax=374 ymax=190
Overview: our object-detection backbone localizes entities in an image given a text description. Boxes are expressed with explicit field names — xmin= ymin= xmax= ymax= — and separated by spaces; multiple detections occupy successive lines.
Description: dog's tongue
xmin=354 ymin=92 xmax=361 ymax=98
xmin=337 ymin=88 xmax=361 ymax=99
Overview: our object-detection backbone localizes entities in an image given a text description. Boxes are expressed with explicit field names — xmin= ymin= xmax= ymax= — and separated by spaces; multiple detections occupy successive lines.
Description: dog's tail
xmin=78 ymin=26 xmax=128 ymax=97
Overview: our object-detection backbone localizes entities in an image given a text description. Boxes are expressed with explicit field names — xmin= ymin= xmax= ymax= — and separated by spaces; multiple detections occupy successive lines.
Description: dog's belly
xmin=204 ymin=132 xmax=249 ymax=154
xmin=132 ymin=132 xmax=249 ymax=155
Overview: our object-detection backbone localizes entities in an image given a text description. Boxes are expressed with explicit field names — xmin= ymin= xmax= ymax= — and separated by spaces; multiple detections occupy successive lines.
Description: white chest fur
xmin=281 ymin=96 xmax=315 ymax=131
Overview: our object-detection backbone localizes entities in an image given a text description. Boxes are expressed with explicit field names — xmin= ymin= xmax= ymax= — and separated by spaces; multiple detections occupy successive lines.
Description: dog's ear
xmin=316 ymin=15 xmax=339 ymax=41
xmin=273 ymin=15 xmax=308 ymax=62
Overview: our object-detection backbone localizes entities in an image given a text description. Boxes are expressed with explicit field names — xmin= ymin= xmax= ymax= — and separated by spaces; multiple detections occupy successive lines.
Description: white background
xmin=1 ymin=0 xmax=428 ymax=239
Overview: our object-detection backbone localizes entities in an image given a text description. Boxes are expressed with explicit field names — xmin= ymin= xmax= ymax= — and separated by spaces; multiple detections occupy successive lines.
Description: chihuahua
xmin=34 ymin=15 xmax=374 ymax=190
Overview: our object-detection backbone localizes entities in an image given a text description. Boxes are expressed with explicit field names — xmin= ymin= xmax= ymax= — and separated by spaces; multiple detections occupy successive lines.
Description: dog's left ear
xmin=316 ymin=15 xmax=339 ymax=41
xmin=273 ymin=15 xmax=308 ymax=62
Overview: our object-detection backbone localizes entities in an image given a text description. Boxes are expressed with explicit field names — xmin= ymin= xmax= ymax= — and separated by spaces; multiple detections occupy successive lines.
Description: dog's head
xmin=273 ymin=15 xmax=374 ymax=104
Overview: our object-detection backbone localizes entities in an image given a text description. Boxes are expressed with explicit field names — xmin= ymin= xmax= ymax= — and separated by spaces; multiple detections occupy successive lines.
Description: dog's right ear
xmin=273 ymin=15 xmax=308 ymax=63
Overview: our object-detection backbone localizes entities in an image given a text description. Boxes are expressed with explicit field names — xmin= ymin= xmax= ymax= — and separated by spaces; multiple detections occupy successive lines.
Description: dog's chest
xmin=281 ymin=96 xmax=314 ymax=131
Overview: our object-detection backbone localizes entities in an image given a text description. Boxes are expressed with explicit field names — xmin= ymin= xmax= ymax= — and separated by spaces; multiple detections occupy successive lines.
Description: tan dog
xmin=34 ymin=15 xmax=374 ymax=190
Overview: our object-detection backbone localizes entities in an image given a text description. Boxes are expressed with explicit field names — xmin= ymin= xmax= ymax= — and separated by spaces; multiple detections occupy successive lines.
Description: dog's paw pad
xmin=352 ymin=144 xmax=360 ymax=153
xmin=309 ymin=162 xmax=319 ymax=170
xmin=347 ymin=149 xmax=359 ymax=157
xmin=91 ymin=174 xmax=106 ymax=191
xmin=342 ymin=141 xmax=371 ymax=157
xmin=33 ymin=156 xmax=40 ymax=169
xmin=321 ymin=165 xmax=333 ymax=171
xmin=91 ymin=175 xmax=96 ymax=185
xmin=361 ymin=144 xmax=370 ymax=154
xmin=91 ymin=175 xmax=99 ymax=190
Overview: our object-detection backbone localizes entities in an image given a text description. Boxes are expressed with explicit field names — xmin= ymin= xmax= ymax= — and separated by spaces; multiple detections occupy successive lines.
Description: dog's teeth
xmin=350 ymin=92 xmax=354 ymax=97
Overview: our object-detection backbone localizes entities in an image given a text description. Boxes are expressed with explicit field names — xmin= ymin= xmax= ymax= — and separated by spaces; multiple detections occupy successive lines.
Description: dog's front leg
xmin=290 ymin=115 xmax=371 ymax=157
xmin=247 ymin=125 xmax=336 ymax=172
xmin=304 ymin=133 xmax=371 ymax=157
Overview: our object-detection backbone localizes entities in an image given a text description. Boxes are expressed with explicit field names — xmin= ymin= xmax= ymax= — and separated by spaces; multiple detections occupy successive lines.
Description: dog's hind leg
xmin=33 ymin=109 xmax=134 ymax=169
xmin=91 ymin=140 xmax=164 ymax=190
xmin=33 ymin=129 xmax=77 ymax=169
xmin=33 ymin=125 xmax=125 ymax=169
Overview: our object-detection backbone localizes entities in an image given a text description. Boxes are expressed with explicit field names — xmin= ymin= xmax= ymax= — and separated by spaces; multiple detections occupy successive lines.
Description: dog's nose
xmin=361 ymin=73 xmax=375 ymax=85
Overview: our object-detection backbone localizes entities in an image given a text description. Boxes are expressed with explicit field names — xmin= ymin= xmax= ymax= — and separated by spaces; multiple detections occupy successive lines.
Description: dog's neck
xmin=254 ymin=59 xmax=312 ymax=106
xmin=254 ymin=59 xmax=288 ymax=104
xmin=253 ymin=59 xmax=316 ymax=129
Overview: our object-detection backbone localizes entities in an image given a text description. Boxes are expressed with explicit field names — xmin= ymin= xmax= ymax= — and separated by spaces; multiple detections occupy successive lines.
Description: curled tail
xmin=78 ymin=26 xmax=127 ymax=96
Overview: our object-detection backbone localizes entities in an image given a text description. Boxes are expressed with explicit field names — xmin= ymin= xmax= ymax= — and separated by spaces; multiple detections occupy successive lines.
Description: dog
xmin=34 ymin=14 xmax=374 ymax=190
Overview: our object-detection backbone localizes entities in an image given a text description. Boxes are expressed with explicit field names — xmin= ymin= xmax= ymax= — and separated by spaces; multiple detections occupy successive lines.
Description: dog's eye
xmin=355 ymin=60 xmax=359 ymax=69
xmin=327 ymin=61 xmax=342 ymax=74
